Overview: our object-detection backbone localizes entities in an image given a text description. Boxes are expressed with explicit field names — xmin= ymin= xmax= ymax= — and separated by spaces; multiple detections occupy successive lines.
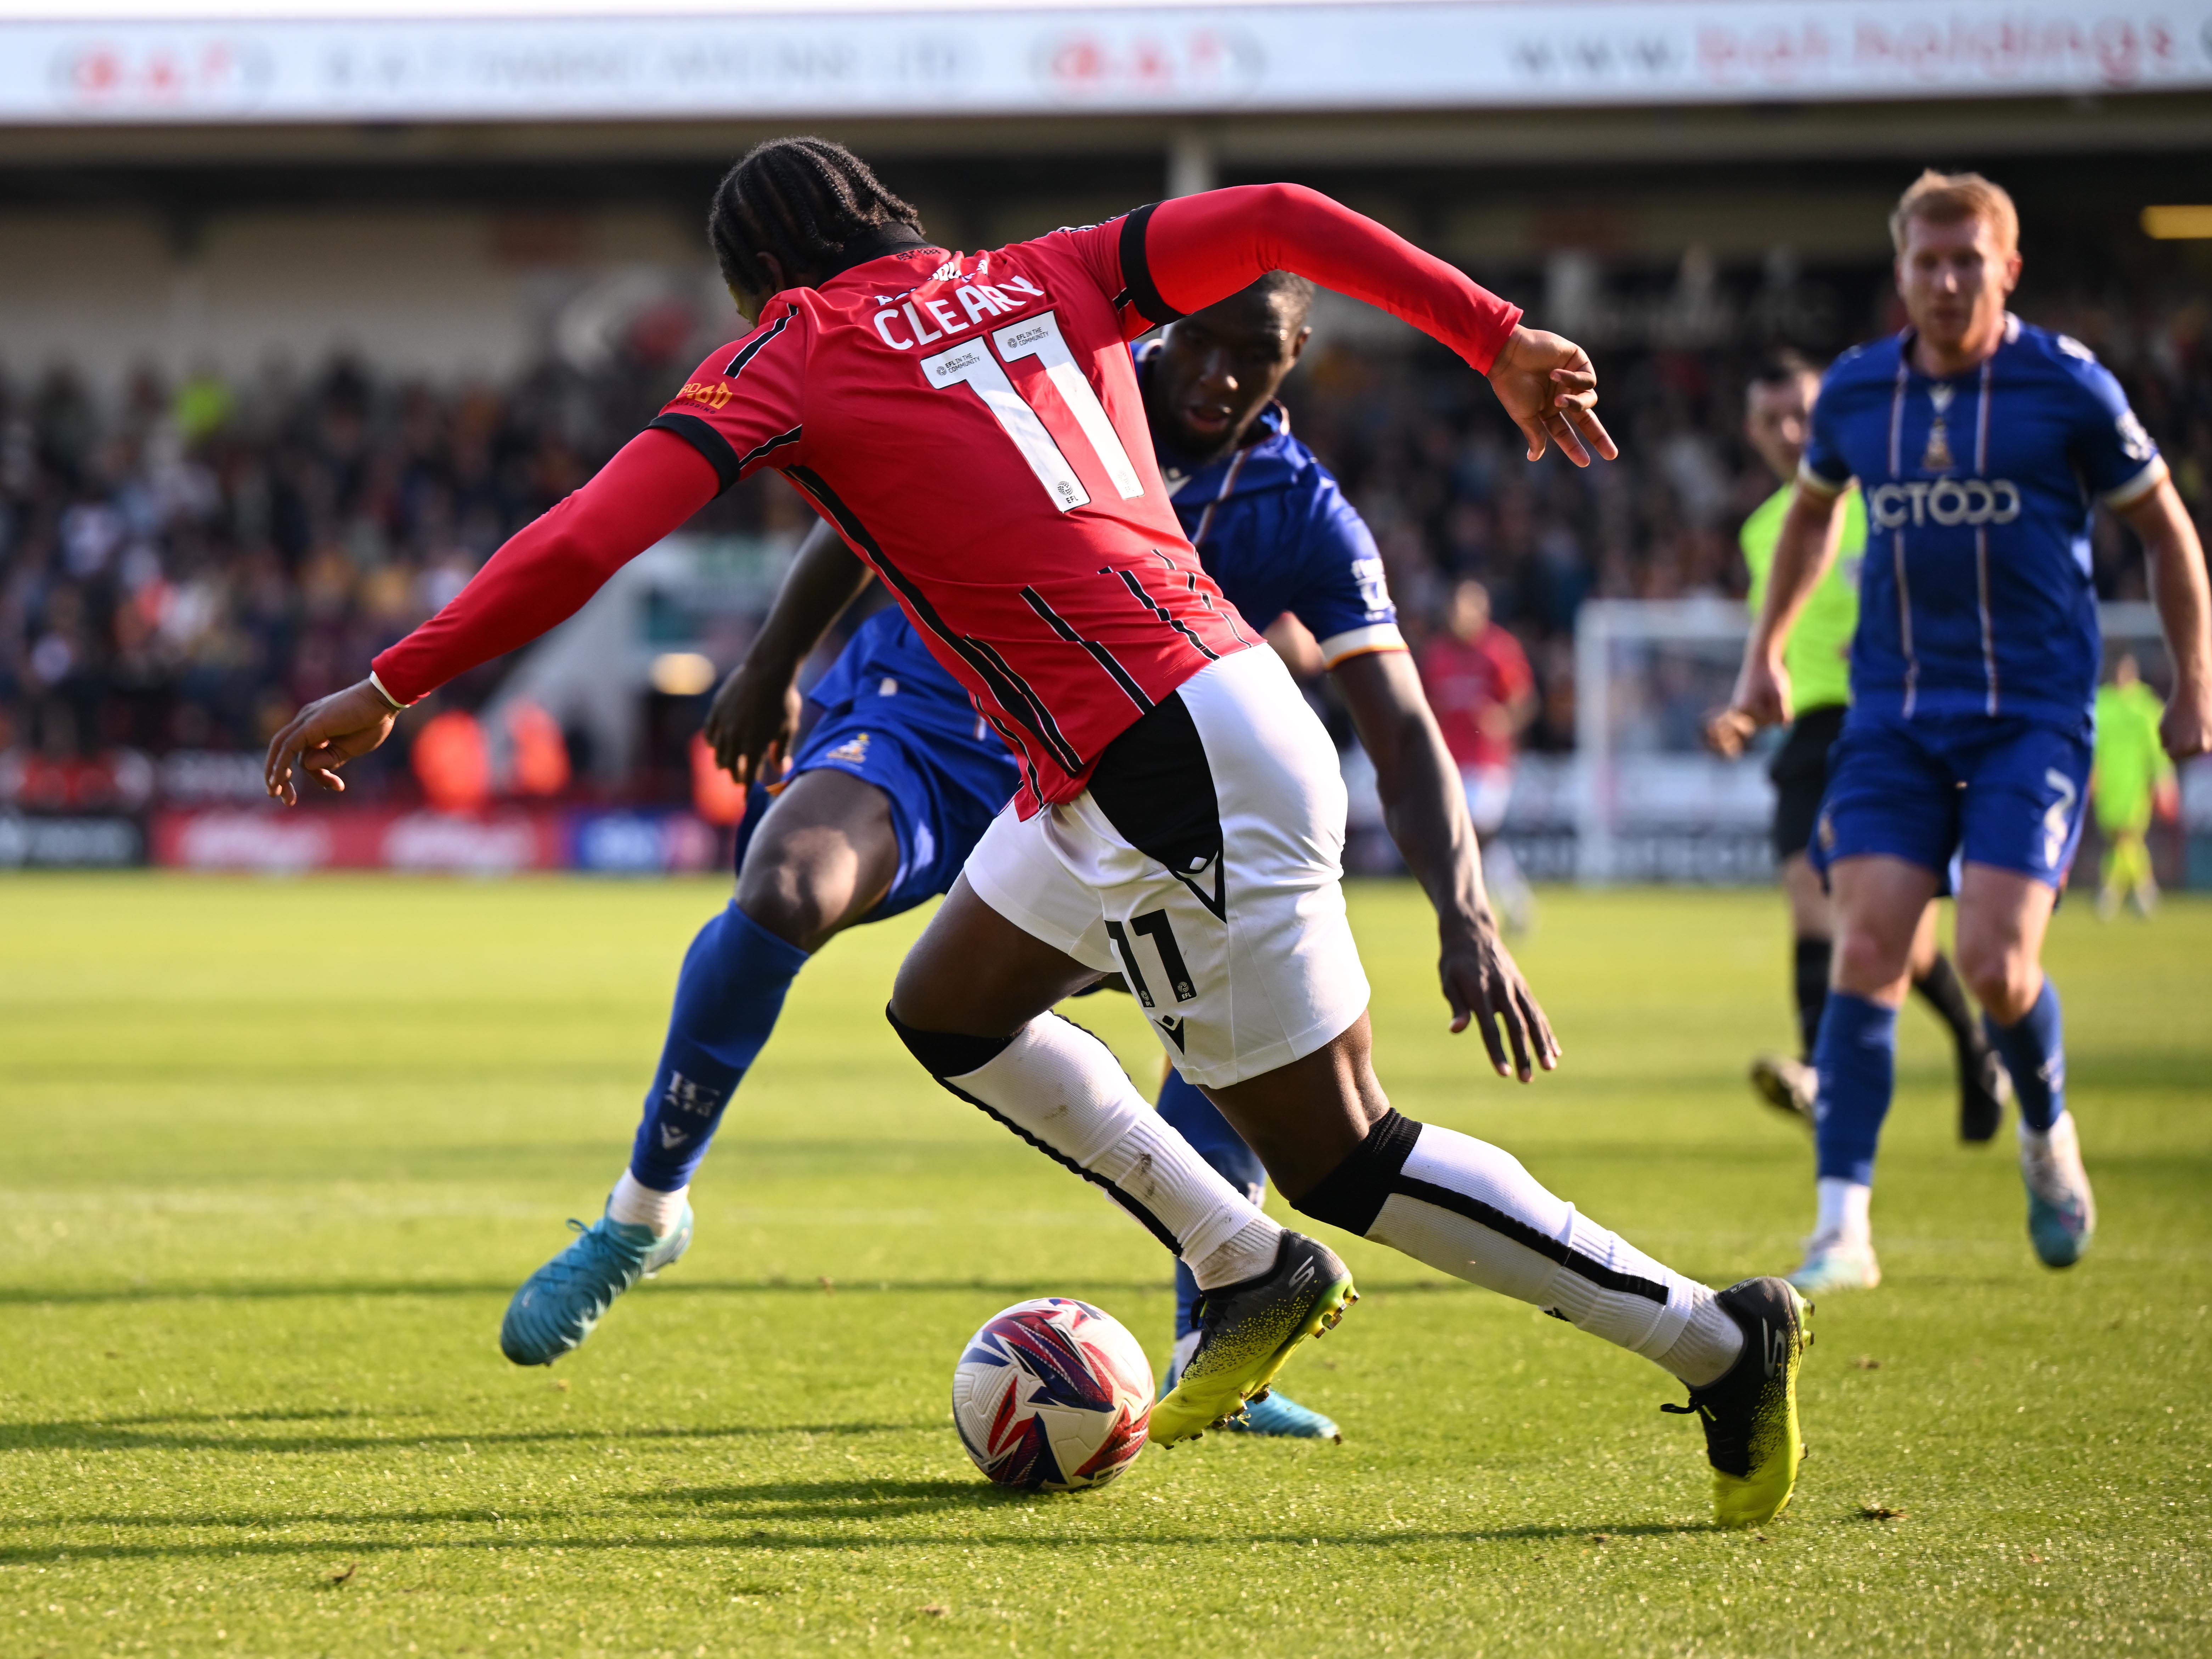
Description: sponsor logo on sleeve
xmin=1352 ymin=553 xmax=1393 ymax=617
xmin=674 ymin=380 xmax=733 ymax=411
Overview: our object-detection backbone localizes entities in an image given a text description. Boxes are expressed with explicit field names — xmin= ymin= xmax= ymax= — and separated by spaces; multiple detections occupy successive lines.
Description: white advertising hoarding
xmin=1 ymin=2 xmax=2208 ymax=123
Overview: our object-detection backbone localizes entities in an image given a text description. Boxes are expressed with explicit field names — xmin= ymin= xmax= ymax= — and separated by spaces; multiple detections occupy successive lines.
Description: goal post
xmin=1569 ymin=597 xmax=2193 ymax=886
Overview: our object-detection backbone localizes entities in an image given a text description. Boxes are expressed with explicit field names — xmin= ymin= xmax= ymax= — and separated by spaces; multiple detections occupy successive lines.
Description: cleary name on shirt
xmin=868 ymin=263 xmax=1049 ymax=349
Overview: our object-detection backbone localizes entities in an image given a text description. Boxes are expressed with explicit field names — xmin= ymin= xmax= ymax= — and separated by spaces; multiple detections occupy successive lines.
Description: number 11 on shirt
xmin=921 ymin=311 xmax=1146 ymax=513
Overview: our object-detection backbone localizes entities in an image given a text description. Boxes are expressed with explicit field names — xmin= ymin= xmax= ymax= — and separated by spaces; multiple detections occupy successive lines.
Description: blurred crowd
xmin=3 ymin=263 xmax=2206 ymax=805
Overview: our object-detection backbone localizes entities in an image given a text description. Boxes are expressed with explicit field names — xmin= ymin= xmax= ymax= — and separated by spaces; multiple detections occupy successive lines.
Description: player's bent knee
xmin=1953 ymin=928 xmax=2009 ymax=998
xmin=885 ymin=1004 xmax=1013 ymax=1079
xmin=1287 ymin=1108 xmax=1422 ymax=1234
xmin=1832 ymin=926 xmax=1911 ymax=997
xmin=735 ymin=860 xmax=846 ymax=951
xmin=1958 ymin=949 xmax=2036 ymax=1023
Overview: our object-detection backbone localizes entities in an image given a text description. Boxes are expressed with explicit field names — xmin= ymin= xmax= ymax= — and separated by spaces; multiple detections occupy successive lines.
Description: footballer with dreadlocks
xmin=267 ymin=136 xmax=1814 ymax=1525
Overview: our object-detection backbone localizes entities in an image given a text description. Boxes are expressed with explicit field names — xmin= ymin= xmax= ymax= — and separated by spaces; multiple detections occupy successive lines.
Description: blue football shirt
xmin=1800 ymin=314 xmax=2165 ymax=731
xmin=804 ymin=605 xmax=1002 ymax=751
xmin=1138 ymin=340 xmax=1403 ymax=667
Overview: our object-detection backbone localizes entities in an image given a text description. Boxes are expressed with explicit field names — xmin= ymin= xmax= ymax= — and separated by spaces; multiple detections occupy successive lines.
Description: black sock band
xmin=1793 ymin=936 xmax=1832 ymax=1062
xmin=1291 ymin=1108 xmax=1422 ymax=1236
xmin=885 ymin=1005 xmax=1015 ymax=1078
xmin=1911 ymin=952 xmax=1986 ymax=1056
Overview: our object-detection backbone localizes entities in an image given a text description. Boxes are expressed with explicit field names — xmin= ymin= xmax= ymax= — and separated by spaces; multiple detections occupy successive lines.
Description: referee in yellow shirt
xmin=1710 ymin=350 xmax=2012 ymax=1140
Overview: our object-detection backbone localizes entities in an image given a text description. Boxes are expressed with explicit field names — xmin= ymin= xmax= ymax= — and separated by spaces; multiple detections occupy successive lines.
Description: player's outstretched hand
xmin=1441 ymin=919 xmax=1559 ymax=1083
xmin=1486 ymin=326 xmax=1619 ymax=469
xmin=263 ymin=679 xmax=399 ymax=806
xmin=703 ymin=658 xmax=804 ymax=787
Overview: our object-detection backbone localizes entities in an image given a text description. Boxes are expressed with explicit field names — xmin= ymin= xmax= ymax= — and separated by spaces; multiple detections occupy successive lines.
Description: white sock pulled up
xmin=1357 ymin=1121 xmax=1740 ymax=1386
xmin=608 ymin=1170 xmax=688 ymax=1236
xmin=1813 ymin=1176 xmax=1873 ymax=1249
xmin=945 ymin=1012 xmax=1281 ymax=1290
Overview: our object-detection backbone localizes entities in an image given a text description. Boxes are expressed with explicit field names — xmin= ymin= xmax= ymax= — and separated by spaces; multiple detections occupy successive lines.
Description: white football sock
xmin=1364 ymin=1123 xmax=1737 ymax=1384
xmin=946 ymin=1013 xmax=1281 ymax=1290
xmin=1656 ymin=1297 xmax=1749 ymax=1389
xmin=1813 ymin=1176 xmax=1872 ymax=1248
xmin=1169 ymin=1327 xmax=1203 ymax=1383
xmin=608 ymin=1170 xmax=688 ymax=1236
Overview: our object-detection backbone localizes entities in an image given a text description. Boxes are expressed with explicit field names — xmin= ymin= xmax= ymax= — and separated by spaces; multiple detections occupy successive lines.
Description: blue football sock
xmin=1157 ymin=1071 xmax=1268 ymax=1341
xmin=1984 ymin=979 xmax=2065 ymax=1133
xmin=1813 ymin=992 xmax=1898 ymax=1187
xmin=627 ymin=902 xmax=810 ymax=1192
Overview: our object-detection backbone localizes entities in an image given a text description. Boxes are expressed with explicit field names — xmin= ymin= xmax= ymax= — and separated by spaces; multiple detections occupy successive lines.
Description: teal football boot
xmin=2020 ymin=1114 xmax=2095 ymax=1268
xmin=1788 ymin=1236 xmax=1881 ymax=1296
xmin=501 ymin=1202 xmax=693 ymax=1365
xmin=1225 ymin=1387 xmax=1342 ymax=1442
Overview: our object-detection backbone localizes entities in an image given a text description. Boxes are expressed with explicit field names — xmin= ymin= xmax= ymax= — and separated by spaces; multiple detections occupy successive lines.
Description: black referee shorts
xmin=1769 ymin=702 xmax=1847 ymax=862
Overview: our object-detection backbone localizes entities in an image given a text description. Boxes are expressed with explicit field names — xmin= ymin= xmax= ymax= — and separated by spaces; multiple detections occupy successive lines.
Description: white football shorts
xmin=963 ymin=644 xmax=1370 ymax=1089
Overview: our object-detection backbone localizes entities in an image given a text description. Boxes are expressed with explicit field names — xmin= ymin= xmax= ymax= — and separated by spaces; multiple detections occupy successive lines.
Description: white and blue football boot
xmin=2020 ymin=1113 xmax=2095 ymax=1268
xmin=500 ymin=1202 xmax=693 ymax=1366
xmin=1788 ymin=1235 xmax=1880 ymax=1297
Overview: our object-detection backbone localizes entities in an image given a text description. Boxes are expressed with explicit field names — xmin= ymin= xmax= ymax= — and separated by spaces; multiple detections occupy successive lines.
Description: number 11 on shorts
xmin=1104 ymin=909 xmax=1197 ymax=1009
xmin=920 ymin=311 xmax=1145 ymax=514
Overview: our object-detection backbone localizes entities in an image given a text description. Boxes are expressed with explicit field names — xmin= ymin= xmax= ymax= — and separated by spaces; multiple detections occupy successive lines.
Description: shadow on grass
xmin=0 ymin=1416 xmax=922 ymax=1455
xmin=0 ymin=1498 xmax=1720 ymax=1566
xmin=639 ymin=1481 xmax=1727 ymax=1537
xmin=630 ymin=1477 xmax=1030 ymax=1523
xmin=0 ymin=1277 xmax=1184 ymax=1308
xmin=3 ymin=1275 xmax=1496 ymax=1310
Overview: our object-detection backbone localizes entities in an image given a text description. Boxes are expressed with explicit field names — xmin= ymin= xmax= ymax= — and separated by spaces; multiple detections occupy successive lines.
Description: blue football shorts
xmin=1810 ymin=712 xmax=2092 ymax=890
xmin=730 ymin=706 xmax=1017 ymax=920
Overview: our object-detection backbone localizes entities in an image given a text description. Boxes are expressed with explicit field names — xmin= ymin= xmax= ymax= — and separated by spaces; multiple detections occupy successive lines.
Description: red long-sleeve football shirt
xmin=374 ymin=185 xmax=1521 ymax=813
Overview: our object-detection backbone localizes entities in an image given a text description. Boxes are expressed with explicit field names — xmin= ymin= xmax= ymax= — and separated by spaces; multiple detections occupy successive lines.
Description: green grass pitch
xmin=3 ymin=874 xmax=2208 ymax=1657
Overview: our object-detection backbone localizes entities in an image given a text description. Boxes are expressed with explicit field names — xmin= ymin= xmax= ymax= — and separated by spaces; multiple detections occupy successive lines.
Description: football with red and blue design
xmin=951 ymin=1298 xmax=1153 ymax=1491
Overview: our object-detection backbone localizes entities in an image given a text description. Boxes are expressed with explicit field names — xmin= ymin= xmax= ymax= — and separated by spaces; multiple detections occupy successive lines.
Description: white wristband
xmin=368 ymin=671 xmax=411 ymax=712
